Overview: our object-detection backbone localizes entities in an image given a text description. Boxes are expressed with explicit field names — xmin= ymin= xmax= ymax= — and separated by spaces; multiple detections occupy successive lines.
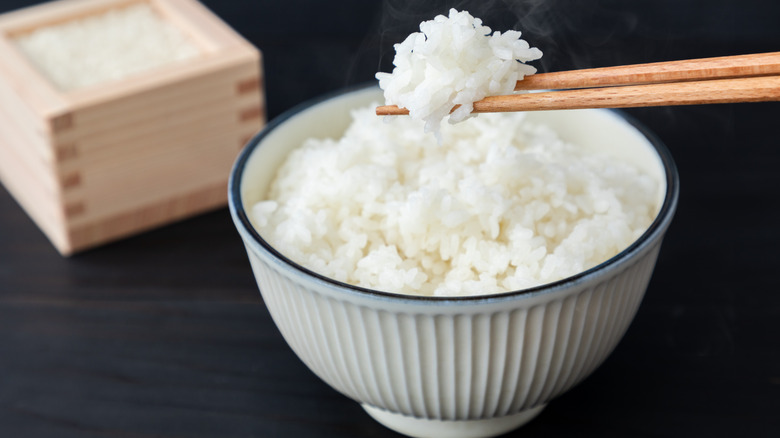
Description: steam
xmin=374 ymin=0 xmax=648 ymax=74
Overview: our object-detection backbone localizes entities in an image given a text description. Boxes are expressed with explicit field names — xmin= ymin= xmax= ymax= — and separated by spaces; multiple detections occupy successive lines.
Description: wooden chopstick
xmin=376 ymin=52 xmax=780 ymax=115
xmin=378 ymin=76 xmax=780 ymax=115
xmin=513 ymin=51 xmax=780 ymax=90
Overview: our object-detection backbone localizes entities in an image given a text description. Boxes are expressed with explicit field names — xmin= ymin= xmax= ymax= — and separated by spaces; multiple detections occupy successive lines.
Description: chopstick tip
xmin=376 ymin=105 xmax=409 ymax=116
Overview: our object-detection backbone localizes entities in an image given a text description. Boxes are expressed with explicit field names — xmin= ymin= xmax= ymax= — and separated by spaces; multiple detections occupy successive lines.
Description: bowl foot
xmin=361 ymin=404 xmax=546 ymax=438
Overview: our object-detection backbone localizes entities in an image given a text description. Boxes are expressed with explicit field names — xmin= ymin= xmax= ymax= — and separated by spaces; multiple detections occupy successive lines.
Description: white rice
xmin=251 ymin=106 xmax=658 ymax=297
xmin=376 ymin=9 xmax=542 ymax=141
xmin=14 ymin=3 xmax=201 ymax=91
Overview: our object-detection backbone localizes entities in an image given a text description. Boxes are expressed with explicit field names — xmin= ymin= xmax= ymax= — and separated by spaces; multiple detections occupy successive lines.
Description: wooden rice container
xmin=0 ymin=0 xmax=265 ymax=255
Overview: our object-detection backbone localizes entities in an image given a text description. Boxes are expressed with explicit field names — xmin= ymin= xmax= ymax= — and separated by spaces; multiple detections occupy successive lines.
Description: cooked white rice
xmin=14 ymin=3 xmax=200 ymax=91
xmin=251 ymin=106 xmax=658 ymax=297
xmin=376 ymin=8 xmax=542 ymax=141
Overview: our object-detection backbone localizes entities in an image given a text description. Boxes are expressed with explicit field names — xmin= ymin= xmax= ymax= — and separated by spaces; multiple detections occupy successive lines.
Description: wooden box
xmin=0 ymin=0 xmax=265 ymax=255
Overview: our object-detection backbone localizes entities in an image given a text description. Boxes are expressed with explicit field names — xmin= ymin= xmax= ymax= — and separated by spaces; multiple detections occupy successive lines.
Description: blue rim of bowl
xmin=229 ymin=82 xmax=680 ymax=303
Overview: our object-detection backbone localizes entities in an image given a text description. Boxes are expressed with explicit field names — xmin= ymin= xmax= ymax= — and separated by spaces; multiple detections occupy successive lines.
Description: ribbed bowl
xmin=229 ymin=85 xmax=679 ymax=438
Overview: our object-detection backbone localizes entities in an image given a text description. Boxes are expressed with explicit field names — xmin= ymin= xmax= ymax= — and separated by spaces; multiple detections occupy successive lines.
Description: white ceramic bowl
xmin=228 ymin=85 xmax=679 ymax=438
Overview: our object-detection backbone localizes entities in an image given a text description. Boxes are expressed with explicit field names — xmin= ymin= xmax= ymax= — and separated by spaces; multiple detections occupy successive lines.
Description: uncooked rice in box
xmin=14 ymin=3 xmax=200 ymax=91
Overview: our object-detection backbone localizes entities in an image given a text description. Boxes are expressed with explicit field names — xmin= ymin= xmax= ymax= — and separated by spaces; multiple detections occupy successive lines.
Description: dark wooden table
xmin=1 ymin=1 xmax=779 ymax=436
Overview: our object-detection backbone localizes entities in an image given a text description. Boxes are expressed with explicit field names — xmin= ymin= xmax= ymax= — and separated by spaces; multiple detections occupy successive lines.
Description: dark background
xmin=1 ymin=0 xmax=779 ymax=436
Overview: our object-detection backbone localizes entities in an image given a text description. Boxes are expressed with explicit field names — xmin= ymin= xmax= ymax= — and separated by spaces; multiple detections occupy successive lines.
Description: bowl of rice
xmin=228 ymin=82 xmax=679 ymax=437
xmin=229 ymin=9 xmax=677 ymax=438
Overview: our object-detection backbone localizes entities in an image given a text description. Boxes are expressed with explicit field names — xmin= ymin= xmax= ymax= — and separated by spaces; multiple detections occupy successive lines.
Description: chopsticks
xmin=375 ymin=51 xmax=780 ymax=115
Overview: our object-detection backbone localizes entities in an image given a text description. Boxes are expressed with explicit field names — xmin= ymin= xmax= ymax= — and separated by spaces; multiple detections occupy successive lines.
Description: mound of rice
xmin=376 ymin=9 xmax=542 ymax=141
xmin=251 ymin=106 xmax=658 ymax=297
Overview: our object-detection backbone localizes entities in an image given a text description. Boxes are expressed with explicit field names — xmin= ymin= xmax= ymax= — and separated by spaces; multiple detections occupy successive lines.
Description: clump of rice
xmin=376 ymin=8 xmax=542 ymax=141
xmin=14 ymin=3 xmax=201 ymax=91
xmin=251 ymin=106 xmax=658 ymax=297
